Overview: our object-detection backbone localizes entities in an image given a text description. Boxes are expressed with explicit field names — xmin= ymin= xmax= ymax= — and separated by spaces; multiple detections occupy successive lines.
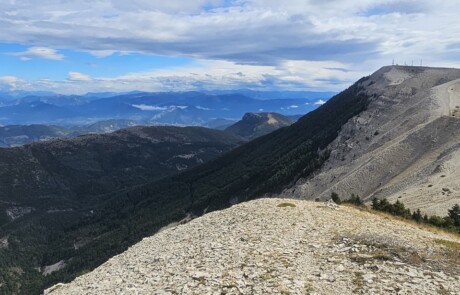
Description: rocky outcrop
xmin=45 ymin=198 xmax=460 ymax=294
xmin=225 ymin=112 xmax=295 ymax=139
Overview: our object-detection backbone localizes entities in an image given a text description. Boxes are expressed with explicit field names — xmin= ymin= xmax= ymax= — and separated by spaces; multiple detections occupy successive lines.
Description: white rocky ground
xmin=46 ymin=198 xmax=460 ymax=295
xmin=290 ymin=66 xmax=460 ymax=216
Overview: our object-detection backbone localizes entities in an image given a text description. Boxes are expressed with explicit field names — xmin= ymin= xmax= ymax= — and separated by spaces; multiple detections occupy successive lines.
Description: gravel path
xmin=46 ymin=198 xmax=460 ymax=294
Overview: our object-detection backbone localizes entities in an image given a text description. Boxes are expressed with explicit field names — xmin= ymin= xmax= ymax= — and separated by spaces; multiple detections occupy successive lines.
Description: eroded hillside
xmin=291 ymin=66 xmax=460 ymax=216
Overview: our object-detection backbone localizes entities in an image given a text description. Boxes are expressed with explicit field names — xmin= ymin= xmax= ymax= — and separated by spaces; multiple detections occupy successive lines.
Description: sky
xmin=0 ymin=0 xmax=459 ymax=94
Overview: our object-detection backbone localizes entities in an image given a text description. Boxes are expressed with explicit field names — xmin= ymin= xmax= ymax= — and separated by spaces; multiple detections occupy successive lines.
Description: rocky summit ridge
xmin=291 ymin=66 xmax=460 ymax=216
xmin=45 ymin=198 xmax=460 ymax=294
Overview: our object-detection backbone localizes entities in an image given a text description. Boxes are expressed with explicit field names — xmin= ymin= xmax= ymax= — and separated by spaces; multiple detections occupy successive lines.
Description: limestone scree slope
xmin=290 ymin=66 xmax=460 ymax=216
xmin=45 ymin=199 xmax=460 ymax=295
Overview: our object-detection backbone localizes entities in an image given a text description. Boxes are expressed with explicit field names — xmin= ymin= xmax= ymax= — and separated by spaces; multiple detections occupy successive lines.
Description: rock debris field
xmin=46 ymin=199 xmax=460 ymax=294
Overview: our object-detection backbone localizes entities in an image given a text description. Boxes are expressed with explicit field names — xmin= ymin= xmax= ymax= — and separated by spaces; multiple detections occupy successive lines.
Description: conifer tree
xmin=448 ymin=204 xmax=460 ymax=227
xmin=412 ymin=209 xmax=422 ymax=223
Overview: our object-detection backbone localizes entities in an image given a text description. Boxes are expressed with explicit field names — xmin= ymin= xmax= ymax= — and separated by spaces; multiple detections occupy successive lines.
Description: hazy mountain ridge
xmin=0 ymin=91 xmax=331 ymax=126
xmin=0 ymin=120 xmax=141 ymax=147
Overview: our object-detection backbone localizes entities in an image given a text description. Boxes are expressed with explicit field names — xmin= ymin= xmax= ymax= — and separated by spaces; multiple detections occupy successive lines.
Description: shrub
xmin=331 ymin=192 xmax=341 ymax=204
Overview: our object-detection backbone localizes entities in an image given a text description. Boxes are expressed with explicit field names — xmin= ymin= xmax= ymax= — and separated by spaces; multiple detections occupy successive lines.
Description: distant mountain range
xmin=0 ymin=120 xmax=142 ymax=147
xmin=203 ymin=89 xmax=337 ymax=100
xmin=0 ymin=91 xmax=334 ymax=126
xmin=0 ymin=112 xmax=295 ymax=147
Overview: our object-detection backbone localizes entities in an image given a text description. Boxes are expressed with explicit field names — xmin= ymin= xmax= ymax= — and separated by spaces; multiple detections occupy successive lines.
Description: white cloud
xmin=314 ymin=99 xmax=326 ymax=105
xmin=1 ymin=1 xmax=460 ymax=93
xmin=0 ymin=76 xmax=22 ymax=90
xmin=196 ymin=106 xmax=211 ymax=110
xmin=0 ymin=76 xmax=19 ymax=84
xmin=10 ymin=47 xmax=65 ymax=61
xmin=0 ymin=0 xmax=458 ymax=68
xmin=132 ymin=104 xmax=167 ymax=111
xmin=68 ymin=72 xmax=92 ymax=81
xmin=87 ymin=50 xmax=117 ymax=58
xmin=172 ymin=105 xmax=188 ymax=110
xmin=0 ymin=59 xmax=364 ymax=94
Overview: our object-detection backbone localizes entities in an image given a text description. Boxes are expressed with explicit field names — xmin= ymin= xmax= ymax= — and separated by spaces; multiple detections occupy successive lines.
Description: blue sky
xmin=0 ymin=0 xmax=459 ymax=94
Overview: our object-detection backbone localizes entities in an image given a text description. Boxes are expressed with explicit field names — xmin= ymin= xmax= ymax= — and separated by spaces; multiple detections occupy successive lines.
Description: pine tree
xmin=448 ymin=204 xmax=460 ymax=227
xmin=347 ymin=194 xmax=363 ymax=206
xmin=423 ymin=214 xmax=429 ymax=222
xmin=379 ymin=198 xmax=391 ymax=212
xmin=371 ymin=198 xmax=380 ymax=210
xmin=412 ymin=209 xmax=422 ymax=223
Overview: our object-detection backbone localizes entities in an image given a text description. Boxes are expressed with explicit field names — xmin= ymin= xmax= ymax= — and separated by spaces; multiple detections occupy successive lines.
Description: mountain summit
xmin=290 ymin=66 xmax=460 ymax=215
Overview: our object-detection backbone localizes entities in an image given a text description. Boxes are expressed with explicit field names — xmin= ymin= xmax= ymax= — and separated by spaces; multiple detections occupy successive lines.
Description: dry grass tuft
xmin=434 ymin=239 xmax=460 ymax=250
xmin=277 ymin=203 xmax=296 ymax=208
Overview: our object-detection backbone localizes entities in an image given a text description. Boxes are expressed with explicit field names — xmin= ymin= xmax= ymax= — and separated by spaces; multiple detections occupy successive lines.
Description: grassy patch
xmin=372 ymin=250 xmax=392 ymax=261
xmin=277 ymin=202 xmax=296 ymax=208
xmin=434 ymin=239 xmax=460 ymax=250
xmin=352 ymin=271 xmax=364 ymax=293
xmin=304 ymin=282 xmax=315 ymax=294
xmin=341 ymin=234 xmax=424 ymax=267
xmin=433 ymin=239 xmax=460 ymax=265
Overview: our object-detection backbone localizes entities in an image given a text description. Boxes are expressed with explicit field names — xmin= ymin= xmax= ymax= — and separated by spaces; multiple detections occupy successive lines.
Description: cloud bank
xmin=1 ymin=0 xmax=459 ymax=93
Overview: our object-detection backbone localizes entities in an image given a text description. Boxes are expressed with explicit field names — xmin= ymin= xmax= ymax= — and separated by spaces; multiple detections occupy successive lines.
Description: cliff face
xmin=290 ymin=66 xmax=460 ymax=216
xmin=45 ymin=198 xmax=460 ymax=295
